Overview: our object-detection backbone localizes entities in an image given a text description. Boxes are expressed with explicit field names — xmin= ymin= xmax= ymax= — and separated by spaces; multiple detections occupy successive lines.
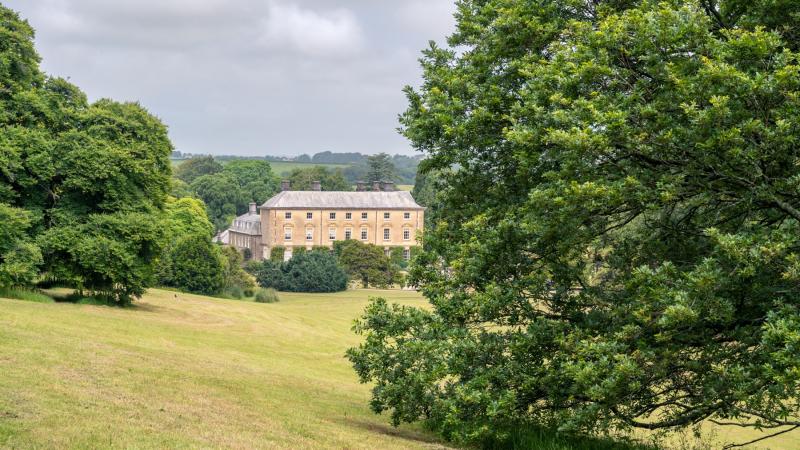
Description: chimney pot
xmin=249 ymin=202 xmax=257 ymax=214
xmin=356 ymin=181 xmax=366 ymax=191
xmin=382 ymin=181 xmax=395 ymax=191
xmin=372 ymin=181 xmax=381 ymax=191
xmin=311 ymin=180 xmax=321 ymax=191
xmin=281 ymin=180 xmax=291 ymax=191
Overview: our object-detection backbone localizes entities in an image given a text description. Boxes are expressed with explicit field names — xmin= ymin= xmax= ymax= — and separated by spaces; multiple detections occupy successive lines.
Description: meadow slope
xmin=1 ymin=289 xmax=798 ymax=449
xmin=0 ymin=289 xmax=449 ymax=449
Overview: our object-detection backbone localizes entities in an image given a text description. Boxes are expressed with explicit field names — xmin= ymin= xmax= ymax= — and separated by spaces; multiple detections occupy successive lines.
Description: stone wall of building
xmin=260 ymin=207 xmax=424 ymax=260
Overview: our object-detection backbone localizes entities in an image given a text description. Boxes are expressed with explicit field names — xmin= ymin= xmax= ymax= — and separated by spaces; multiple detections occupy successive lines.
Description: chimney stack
xmin=356 ymin=181 xmax=366 ymax=191
xmin=249 ymin=202 xmax=257 ymax=214
xmin=372 ymin=181 xmax=381 ymax=191
xmin=281 ymin=180 xmax=291 ymax=191
xmin=311 ymin=180 xmax=321 ymax=191
xmin=382 ymin=181 xmax=395 ymax=191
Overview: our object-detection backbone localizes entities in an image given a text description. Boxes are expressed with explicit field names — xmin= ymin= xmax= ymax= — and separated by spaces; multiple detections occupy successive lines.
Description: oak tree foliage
xmin=348 ymin=0 xmax=800 ymax=446
xmin=0 ymin=5 xmax=173 ymax=303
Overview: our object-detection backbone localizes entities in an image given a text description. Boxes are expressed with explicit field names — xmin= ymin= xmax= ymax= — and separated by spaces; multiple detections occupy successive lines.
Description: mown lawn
xmin=0 ymin=289 xmax=448 ymax=449
xmin=1 ymin=289 xmax=797 ymax=449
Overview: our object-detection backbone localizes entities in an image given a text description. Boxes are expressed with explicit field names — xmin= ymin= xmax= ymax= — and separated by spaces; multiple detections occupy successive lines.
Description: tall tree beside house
xmin=366 ymin=153 xmax=396 ymax=182
xmin=288 ymin=166 xmax=351 ymax=191
xmin=174 ymin=155 xmax=223 ymax=184
xmin=349 ymin=0 xmax=800 ymax=447
xmin=222 ymin=159 xmax=280 ymax=203
xmin=410 ymin=162 xmax=448 ymax=230
xmin=190 ymin=173 xmax=246 ymax=231
xmin=0 ymin=5 xmax=173 ymax=304
xmin=335 ymin=240 xmax=399 ymax=288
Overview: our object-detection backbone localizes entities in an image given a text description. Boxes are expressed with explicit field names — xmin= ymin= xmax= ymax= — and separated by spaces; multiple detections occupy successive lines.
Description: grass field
xmin=1 ymin=289 xmax=797 ymax=449
xmin=0 ymin=289 xmax=447 ymax=449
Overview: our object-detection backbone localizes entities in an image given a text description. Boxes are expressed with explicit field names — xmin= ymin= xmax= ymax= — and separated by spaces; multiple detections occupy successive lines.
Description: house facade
xmin=224 ymin=181 xmax=425 ymax=261
xmin=226 ymin=202 xmax=263 ymax=260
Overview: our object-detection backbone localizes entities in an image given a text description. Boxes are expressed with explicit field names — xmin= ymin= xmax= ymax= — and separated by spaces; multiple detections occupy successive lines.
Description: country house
xmin=221 ymin=181 xmax=425 ymax=261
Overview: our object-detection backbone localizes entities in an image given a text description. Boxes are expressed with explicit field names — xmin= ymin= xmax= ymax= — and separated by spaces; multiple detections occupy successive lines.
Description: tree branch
xmin=723 ymin=425 xmax=799 ymax=449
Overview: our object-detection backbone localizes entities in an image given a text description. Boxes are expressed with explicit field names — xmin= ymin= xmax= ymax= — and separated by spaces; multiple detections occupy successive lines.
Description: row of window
xmin=284 ymin=227 xmax=412 ymax=242
xmin=234 ymin=220 xmax=258 ymax=230
xmin=284 ymin=211 xmax=412 ymax=220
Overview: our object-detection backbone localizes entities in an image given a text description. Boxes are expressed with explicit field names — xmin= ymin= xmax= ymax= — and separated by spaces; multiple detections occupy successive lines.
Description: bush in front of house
xmin=247 ymin=260 xmax=287 ymax=291
xmin=164 ymin=235 xmax=226 ymax=295
xmin=334 ymin=240 xmax=401 ymax=288
xmin=254 ymin=288 xmax=279 ymax=303
xmin=282 ymin=250 xmax=348 ymax=292
xmin=246 ymin=250 xmax=347 ymax=293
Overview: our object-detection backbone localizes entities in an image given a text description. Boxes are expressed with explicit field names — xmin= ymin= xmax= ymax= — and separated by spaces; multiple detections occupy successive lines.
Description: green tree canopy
xmin=366 ymin=153 xmax=396 ymax=182
xmin=174 ymin=155 xmax=223 ymax=184
xmin=0 ymin=4 xmax=173 ymax=303
xmin=0 ymin=204 xmax=41 ymax=287
xmin=190 ymin=173 xmax=246 ymax=231
xmin=165 ymin=235 xmax=225 ymax=295
xmin=222 ymin=159 xmax=280 ymax=203
xmin=348 ymin=0 xmax=800 ymax=447
xmin=335 ymin=240 xmax=399 ymax=288
xmin=288 ymin=166 xmax=351 ymax=191
xmin=247 ymin=250 xmax=347 ymax=292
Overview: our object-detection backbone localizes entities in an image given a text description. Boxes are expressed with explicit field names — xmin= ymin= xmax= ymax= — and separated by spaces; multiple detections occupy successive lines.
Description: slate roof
xmin=229 ymin=210 xmax=262 ymax=235
xmin=261 ymin=191 xmax=424 ymax=210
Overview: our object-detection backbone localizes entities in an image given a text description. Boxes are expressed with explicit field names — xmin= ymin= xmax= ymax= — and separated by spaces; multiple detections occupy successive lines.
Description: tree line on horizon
xmin=172 ymin=150 xmax=421 ymax=186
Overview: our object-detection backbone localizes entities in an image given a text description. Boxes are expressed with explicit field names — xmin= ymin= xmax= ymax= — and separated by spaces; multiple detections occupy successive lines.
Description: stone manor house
xmin=220 ymin=180 xmax=425 ymax=261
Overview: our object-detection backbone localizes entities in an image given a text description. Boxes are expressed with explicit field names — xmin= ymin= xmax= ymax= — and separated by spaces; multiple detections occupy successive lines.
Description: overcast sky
xmin=4 ymin=0 xmax=456 ymax=156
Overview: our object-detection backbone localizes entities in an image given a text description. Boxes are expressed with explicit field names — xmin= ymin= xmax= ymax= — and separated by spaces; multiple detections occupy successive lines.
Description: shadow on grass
xmin=336 ymin=417 xmax=453 ymax=448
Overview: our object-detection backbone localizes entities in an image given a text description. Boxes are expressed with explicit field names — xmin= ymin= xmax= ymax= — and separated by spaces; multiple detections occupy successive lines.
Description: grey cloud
xmin=5 ymin=0 xmax=456 ymax=156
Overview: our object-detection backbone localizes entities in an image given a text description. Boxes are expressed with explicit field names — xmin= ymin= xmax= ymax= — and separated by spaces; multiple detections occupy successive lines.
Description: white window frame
xmin=306 ymin=212 xmax=313 ymax=220
xmin=345 ymin=227 xmax=352 ymax=240
xmin=285 ymin=212 xmax=292 ymax=219
xmin=284 ymin=227 xmax=292 ymax=241
xmin=329 ymin=212 xmax=336 ymax=220
xmin=404 ymin=212 xmax=411 ymax=220
xmin=329 ymin=227 xmax=336 ymax=240
xmin=306 ymin=227 xmax=313 ymax=241
xmin=403 ymin=248 xmax=410 ymax=260
xmin=383 ymin=228 xmax=390 ymax=241
xmin=403 ymin=228 xmax=411 ymax=241
xmin=361 ymin=212 xmax=368 ymax=220
xmin=383 ymin=212 xmax=390 ymax=220
xmin=360 ymin=227 xmax=368 ymax=241
xmin=345 ymin=212 xmax=352 ymax=220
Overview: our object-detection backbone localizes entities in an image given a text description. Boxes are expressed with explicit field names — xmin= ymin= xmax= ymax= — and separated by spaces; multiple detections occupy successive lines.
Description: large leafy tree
xmin=174 ymin=155 xmax=223 ymax=184
xmin=366 ymin=152 xmax=396 ymax=182
xmin=335 ymin=240 xmax=399 ymax=288
xmin=190 ymin=173 xmax=245 ymax=231
xmin=348 ymin=0 xmax=800 ymax=447
xmin=0 ymin=5 xmax=172 ymax=303
xmin=222 ymin=159 xmax=280 ymax=203
xmin=288 ymin=166 xmax=351 ymax=191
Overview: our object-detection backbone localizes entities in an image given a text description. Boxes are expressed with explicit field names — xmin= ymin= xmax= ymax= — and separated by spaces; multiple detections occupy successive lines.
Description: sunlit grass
xmin=2 ymin=287 xmax=795 ymax=449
